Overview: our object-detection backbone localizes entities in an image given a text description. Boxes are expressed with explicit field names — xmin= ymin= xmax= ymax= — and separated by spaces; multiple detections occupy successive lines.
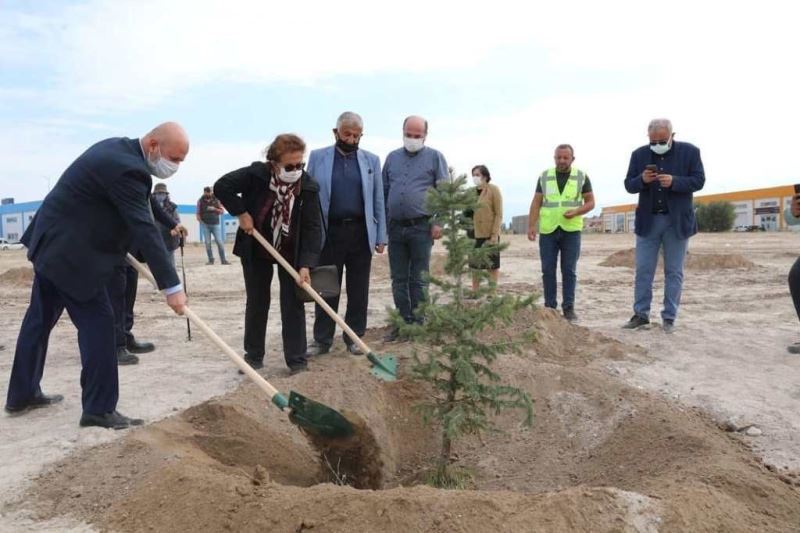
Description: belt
xmin=392 ymin=216 xmax=430 ymax=227
xmin=328 ymin=217 xmax=364 ymax=226
xmin=653 ymin=210 xmax=670 ymax=215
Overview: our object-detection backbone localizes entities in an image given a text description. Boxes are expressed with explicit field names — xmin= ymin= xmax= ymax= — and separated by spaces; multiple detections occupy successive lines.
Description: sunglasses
xmin=281 ymin=162 xmax=306 ymax=172
xmin=649 ymin=139 xmax=670 ymax=146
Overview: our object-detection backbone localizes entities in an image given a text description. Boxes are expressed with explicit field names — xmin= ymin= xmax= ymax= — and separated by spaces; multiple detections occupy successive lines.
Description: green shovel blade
xmin=287 ymin=390 xmax=354 ymax=439
xmin=366 ymin=352 xmax=398 ymax=381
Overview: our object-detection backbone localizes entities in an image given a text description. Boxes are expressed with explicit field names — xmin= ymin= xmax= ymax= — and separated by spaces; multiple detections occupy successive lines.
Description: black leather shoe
xmin=117 ymin=347 xmax=139 ymax=366
xmin=126 ymin=337 xmax=155 ymax=354
xmin=238 ymin=357 xmax=264 ymax=374
xmin=289 ymin=364 xmax=308 ymax=375
xmin=79 ymin=410 xmax=144 ymax=430
xmin=221 ymin=260 xmax=231 ymax=265
xmin=563 ymin=307 xmax=578 ymax=323
xmin=308 ymin=342 xmax=331 ymax=356
xmin=5 ymin=392 xmax=64 ymax=414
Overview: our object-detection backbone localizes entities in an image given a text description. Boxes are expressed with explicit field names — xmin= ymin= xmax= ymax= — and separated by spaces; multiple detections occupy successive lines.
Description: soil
xmin=0 ymin=266 xmax=33 ymax=287
xmin=599 ymin=248 xmax=756 ymax=270
xmin=3 ymin=308 xmax=798 ymax=532
xmin=3 ymin=234 xmax=800 ymax=532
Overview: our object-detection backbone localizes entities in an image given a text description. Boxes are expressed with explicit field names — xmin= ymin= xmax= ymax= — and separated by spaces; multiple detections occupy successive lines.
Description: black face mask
xmin=336 ymin=136 xmax=359 ymax=154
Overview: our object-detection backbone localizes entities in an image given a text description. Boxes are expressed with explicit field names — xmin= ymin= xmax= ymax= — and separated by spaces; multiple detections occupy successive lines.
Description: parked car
xmin=0 ymin=238 xmax=24 ymax=251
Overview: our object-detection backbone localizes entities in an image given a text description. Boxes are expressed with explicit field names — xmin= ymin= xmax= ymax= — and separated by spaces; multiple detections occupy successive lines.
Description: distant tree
xmin=696 ymin=201 xmax=736 ymax=232
xmin=393 ymin=172 xmax=534 ymax=488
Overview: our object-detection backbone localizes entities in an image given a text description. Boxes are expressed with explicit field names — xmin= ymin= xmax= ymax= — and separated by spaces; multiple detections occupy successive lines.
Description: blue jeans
xmin=634 ymin=214 xmax=689 ymax=321
xmin=539 ymin=228 xmax=581 ymax=309
xmin=201 ymin=223 xmax=227 ymax=262
xmin=388 ymin=221 xmax=433 ymax=323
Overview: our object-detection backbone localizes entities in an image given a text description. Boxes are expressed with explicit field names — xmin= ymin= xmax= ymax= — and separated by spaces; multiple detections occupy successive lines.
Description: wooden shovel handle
xmin=249 ymin=230 xmax=373 ymax=355
xmin=125 ymin=253 xmax=281 ymax=401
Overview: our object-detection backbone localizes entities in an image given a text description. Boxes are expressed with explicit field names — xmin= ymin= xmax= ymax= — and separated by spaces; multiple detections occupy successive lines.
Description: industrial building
xmin=600 ymin=185 xmax=797 ymax=233
xmin=0 ymin=198 xmax=240 ymax=243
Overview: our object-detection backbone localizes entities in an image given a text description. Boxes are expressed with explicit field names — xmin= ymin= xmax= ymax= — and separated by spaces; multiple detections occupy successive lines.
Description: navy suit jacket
xmin=22 ymin=137 xmax=180 ymax=302
xmin=624 ymin=141 xmax=705 ymax=239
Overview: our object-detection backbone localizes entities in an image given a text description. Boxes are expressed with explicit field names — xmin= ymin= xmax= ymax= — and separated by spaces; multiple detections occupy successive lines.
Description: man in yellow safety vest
xmin=528 ymin=144 xmax=596 ymax=322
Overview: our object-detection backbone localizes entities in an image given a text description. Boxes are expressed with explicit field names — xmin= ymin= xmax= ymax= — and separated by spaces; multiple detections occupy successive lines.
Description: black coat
xmin=21 ymin=137 xmax=180 ymax=302
xmin=213 ymin=162 xmax=321 ymax=268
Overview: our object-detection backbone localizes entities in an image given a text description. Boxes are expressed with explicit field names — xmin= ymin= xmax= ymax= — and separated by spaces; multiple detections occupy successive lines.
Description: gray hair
xmin=648 ymin=118 xmax=673 ymax=134
xmin=336 ymin=111 xmax=363 ymax=129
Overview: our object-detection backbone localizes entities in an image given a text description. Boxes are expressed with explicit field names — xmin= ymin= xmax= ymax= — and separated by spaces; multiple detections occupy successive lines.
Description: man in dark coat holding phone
xmin=622 ymin=118 xmax=705 ymax=333
xmin=4 ymin=122 xmax=189 ymax=429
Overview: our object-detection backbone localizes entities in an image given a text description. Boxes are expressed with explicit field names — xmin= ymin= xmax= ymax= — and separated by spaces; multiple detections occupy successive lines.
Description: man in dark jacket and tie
xmin=4 ymin=122 xmax=189 ymax=429
xmin=622 ymin=118 xmax=705 ymax=333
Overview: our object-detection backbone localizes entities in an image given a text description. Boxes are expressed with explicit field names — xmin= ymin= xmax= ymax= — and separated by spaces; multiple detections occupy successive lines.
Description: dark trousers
xmin=107 ymin=265 xmax=139 ymax=348
xmin=789 ymin=258 xmax=800 ymax=323
xmin=242 ymin=256 xmax=307 ymax=369
xmin=313 ymin=222 xmax=372 ymax=347
xmin=388 ymin=220 xmax=433 ymax=324
xmin=6 ymin=273 xmax=118 ymax=415
xmin=539 ymin=228 xmax=581 ymax=310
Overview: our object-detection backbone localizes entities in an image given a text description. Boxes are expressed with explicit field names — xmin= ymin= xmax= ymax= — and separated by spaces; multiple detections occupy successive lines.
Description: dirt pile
xmin=600 ymin=248 xmax=756 ymax=270
xmin=13 ymin=311 xmax=800 ymax=532
xmin=0 ymin=266 xmax=33 ymax=287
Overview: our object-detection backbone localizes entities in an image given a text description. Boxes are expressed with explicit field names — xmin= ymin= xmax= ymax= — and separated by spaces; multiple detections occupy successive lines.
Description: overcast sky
xmin=1 ymin=0 xmax=798 ymax=220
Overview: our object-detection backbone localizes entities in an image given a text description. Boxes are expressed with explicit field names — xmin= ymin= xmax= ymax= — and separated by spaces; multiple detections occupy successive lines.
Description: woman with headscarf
xmin=214 ymin=134 xmax=321 ymax=374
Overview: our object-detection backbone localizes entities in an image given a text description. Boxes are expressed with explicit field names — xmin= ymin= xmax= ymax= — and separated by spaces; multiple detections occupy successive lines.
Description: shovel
xmin=249 ymin=229 xmax=397 ymax=382
xmin=125 ymin=253 xmax=354 ymax=439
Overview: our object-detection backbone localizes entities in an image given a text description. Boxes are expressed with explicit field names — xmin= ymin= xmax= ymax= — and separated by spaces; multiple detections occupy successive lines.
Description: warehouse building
xmin=0 ymin=198 xmax=239 ymax=243
xmin=600 ymin=185 xmax=797 ymax=233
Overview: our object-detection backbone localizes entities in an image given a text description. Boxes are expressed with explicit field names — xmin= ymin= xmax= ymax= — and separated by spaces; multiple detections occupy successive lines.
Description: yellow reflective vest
xmin=538 ymin=167 xmax=586 ymax=234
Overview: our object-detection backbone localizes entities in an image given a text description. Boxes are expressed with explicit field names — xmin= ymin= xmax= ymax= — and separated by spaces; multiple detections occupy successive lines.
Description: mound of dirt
xmin=0 ymin=267 xmax=33 ymax=287
xmin=600 ymin=248 xmax=756 ymax=270
xmin=14 ymin=315 xmax=800 ymax=532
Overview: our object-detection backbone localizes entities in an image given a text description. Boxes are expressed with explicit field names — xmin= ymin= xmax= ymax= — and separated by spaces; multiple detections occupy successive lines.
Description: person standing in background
xmin=528 ymin=144 xmax=595 ymax=322
xmin=622 ymin=118 xmax=705 ymax=333
xmin=196 ymin=186 xmax=229 ymax=265
xmin=469 ymin=165 xmax=503 ymax=291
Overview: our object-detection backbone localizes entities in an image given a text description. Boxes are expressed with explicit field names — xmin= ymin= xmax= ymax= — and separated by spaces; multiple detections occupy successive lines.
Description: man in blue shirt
xmin=623 ymin=118 xmax=705 ymax=333
xmin=382 ymin=115 xmax=449 ymax=340
xmin=307 ymin=112 xmax=387 ymax=356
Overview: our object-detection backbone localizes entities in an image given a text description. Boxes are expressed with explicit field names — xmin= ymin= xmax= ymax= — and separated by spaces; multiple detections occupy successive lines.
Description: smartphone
xmin=646 ymin=164 xmax=658 ymax=172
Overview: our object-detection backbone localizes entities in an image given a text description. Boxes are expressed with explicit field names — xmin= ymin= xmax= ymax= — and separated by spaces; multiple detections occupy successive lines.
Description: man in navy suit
xmin=4 ymin=122 xmax=189 ymax=429
xmin=307 ymin=112 xmax=387 ymax=355
xmin=622 ymin=118 xmax=705 ymax=333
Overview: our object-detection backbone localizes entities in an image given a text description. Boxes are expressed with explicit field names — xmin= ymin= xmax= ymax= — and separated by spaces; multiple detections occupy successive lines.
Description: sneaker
xmin=79 ymin=410 xmax=144 ymax=430
xmin=563 ymin=307 xmax=578 ymax=323
xmin=662 ymin=319 xmax=675 ymax=334
xmin=308 ymin=342 xmax=331 ymax=356
xmin=622 ymin=314 xmax=650 ymax=329
xmin=116 ymin=347 xmax=139 ymax=365
xmin=346 ymin=343 xmax=364 ymax=356
xmin=788 ymin=343 xmax=800 ymax=355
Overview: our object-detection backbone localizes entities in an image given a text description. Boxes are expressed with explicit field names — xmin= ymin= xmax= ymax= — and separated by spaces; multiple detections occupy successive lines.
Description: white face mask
xmin=650 ymin=140 xmax=671 ymax=155
xmin=403 ymin=136 xmax=424 ymax=153
xmin=146 ymin=145 xmax=179 ymax=179
xmin=472 ymin=174 xmax=483 ymax=186
xmin=279 ymin=168 xmax=302 ymax=183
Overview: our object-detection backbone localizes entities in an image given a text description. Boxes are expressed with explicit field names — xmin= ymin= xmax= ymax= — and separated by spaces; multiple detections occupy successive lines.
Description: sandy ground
xmin=0 ymin=233 xmax=799 ymax=531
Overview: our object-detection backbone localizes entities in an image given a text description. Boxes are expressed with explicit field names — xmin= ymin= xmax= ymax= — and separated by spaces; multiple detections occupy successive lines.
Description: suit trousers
xmin=6 ymin=272 xmax=118 ymax=415
xmin=313 ymin=222 xmax=372 ymax=347
xmin=107 ymin=265 xmax=139 ymax=348
xmin=241 ymin=256 xmax=308 ymax=369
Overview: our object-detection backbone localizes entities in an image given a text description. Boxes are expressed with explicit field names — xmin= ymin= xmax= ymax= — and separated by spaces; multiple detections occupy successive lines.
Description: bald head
xmin=403 ymin=115 xmax=428 ymax=137
xmin=142 ymin=121 xmax=190 ymax=164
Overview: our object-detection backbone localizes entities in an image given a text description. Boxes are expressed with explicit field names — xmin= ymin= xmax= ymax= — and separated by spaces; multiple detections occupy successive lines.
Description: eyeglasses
xmin=282 ymin=162 xmax=306 ymax=172
xmin=649 ymin=139 xmax=670 ymax=146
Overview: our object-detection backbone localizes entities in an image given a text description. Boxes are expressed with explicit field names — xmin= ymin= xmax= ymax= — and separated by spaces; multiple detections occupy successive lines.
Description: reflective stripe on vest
xmin=538 ymin=167 xmax=585 ymax=234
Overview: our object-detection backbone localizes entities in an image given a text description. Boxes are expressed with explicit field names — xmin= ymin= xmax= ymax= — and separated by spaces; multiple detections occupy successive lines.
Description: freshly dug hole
xmin=303 ymin=410 xmax=385 ymax=489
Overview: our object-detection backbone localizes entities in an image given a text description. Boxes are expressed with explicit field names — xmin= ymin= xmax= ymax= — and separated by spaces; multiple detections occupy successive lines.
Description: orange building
xmin=601 ymin=185 xmax=796 ymax=233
